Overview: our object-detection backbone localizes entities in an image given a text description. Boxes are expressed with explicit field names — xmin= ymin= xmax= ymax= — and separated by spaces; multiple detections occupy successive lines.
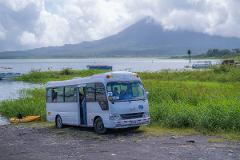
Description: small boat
xmin=0 ymin=72 xmax=21 ymax=80
xmin=87 ymin=65 xmax=112 ymax=70
xmin=192 ymin=61 xmax=212 ymax=69
xmin=0 ymin=66 xmax=12 ymax=70
xmin=10 ymin=116 xmax=41 ymax=124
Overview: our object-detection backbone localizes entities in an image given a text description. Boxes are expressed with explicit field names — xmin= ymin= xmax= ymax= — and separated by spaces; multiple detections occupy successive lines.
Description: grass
xmin=15 ymin=68 xmax=108 ymax=84
xmin=146 ymin=80 xmax=240 ymax=131
xmin=1 ymin=67 xmax=240 ymax=135
xmin=139 ymin=65 xmax=240 ymax=83
xmin=0 ymin=89 xmax=46 ymax=120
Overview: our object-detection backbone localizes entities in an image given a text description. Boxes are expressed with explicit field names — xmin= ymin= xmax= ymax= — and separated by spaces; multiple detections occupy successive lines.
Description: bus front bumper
xmin=107 ymin=117 xmax=150 ymax=128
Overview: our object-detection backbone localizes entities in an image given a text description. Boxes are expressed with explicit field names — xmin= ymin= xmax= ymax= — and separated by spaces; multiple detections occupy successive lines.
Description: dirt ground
xmin=0 ymin=124 xmax=239 ymax=160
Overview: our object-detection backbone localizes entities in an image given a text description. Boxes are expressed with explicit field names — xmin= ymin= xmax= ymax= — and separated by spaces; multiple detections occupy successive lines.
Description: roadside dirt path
xmin=0 ymin=124 xmax=239 ymax=160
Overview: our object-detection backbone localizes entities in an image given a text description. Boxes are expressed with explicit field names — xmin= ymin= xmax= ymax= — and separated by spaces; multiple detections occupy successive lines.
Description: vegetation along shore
xmin=0 ymin=66 xmax=240 ymax=134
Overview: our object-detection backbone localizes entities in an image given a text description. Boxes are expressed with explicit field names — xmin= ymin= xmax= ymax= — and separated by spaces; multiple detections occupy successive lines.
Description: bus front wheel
xmin=94 ymin=117 xmax=107 ymax=134
xmin=55 ymin=115 xmax=63 ymax=129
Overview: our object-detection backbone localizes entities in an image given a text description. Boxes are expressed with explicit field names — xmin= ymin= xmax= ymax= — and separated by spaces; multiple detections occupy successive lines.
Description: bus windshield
xmin=107 ymin=81 xmax=146 ymax=101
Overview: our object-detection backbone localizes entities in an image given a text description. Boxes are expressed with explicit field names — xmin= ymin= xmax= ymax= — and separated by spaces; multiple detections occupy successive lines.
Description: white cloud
xmin=0 ymin=0 xmax=239 ymax=51
xmin=20 ymin=31 xmax=36 ymax=45
xmin=0 ymin=23 xmax=6 ymax=40
xmin=36 ymin=9 xmax=71 ymax=46
xmin=0 ymin=31 xmax=5 ymax=40
xmin=1 ymin=0 xmax=42 ymax=12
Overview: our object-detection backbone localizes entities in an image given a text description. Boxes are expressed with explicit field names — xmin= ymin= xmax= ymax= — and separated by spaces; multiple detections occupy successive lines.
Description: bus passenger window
xmin=96 ymin=83 xmax=108 ymax=110
xmin=86 ymin=83 xmax=96 ymax=102
xmin=65 ymin=86 xmax=77 ymax=102
xmin=52 ymin=87 xmax=64 ymax=103
xmin=96 ymin=83 xmax=105 ymax=100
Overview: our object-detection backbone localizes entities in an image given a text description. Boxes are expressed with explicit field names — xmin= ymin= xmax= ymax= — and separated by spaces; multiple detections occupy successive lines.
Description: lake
xmin=0 ymin=58 xmax=219 ymax=73
xmin=0 ymin=80 xmax=41 ymax=101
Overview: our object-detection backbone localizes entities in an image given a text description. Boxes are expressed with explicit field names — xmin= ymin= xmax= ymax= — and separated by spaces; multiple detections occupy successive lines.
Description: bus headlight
xmin=143 ymin=112 xmax=150 ymax=118
xmin=109 ymin=113 xmax=121 ymax=120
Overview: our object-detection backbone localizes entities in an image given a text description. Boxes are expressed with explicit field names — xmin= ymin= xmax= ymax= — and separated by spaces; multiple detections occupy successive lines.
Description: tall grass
xmin=1 ymin=67 xmax=240 ymax=131
xmin=15 ymin=69 xmax=108 ymax=83
xmin=145 ymin=80 xmax=240 ymax=131
xmin=139 ymin=66 xmax=240 ymax=83
xmin=0 ymin=89 xmax=46 ymax=120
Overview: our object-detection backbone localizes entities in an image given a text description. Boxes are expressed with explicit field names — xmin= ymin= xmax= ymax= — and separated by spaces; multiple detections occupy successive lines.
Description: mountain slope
xmin=1 ymin=18 xmax=240 ymax=58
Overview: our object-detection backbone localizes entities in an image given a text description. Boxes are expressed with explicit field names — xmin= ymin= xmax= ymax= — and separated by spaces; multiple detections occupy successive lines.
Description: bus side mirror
xmin=146 ymin=91 xmax=149 ymax=98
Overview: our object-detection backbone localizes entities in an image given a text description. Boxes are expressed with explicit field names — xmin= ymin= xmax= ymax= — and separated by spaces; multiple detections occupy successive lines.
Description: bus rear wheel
xmin=55 ymin=115 xmax=63 ymax=129
xmin=94 ymin=117 xmax=107 ymax=134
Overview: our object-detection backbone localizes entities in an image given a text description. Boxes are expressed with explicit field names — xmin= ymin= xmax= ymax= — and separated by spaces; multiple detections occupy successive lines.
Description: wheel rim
xmin=97 ymin=121 xmax=103 ymax=131
xmin=95 ymin=119 xmax=105 ymax=133
xmin=97 ymin=121 xmax=103 ymax=130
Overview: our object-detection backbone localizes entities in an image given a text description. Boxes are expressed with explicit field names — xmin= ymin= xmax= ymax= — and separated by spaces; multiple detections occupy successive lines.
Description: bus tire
xmin=94 ymin=117 xmax=107 ymax=134
xmin=55 ymin=115 xmax=63 ymax=129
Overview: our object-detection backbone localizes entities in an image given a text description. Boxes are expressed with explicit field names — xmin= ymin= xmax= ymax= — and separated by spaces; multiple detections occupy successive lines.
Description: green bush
xmin=60 ymin=68 xmax=74 ymax=75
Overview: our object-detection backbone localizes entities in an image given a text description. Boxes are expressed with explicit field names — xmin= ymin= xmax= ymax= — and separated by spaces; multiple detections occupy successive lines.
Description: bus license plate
xmin=130 ymin=120 xmax=138 ymax=124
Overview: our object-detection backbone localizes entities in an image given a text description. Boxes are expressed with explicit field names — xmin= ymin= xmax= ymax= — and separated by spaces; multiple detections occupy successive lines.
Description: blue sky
xmin=0 ymin=0 xmax=239 ymax=51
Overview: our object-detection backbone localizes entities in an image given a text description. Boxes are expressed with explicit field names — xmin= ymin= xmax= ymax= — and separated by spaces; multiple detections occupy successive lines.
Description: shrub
xmin=60 ymin=68 xmax=74 ymax=75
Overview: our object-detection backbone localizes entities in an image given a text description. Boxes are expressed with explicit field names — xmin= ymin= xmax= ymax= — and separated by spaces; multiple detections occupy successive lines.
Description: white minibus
xmin=46 ymin=71 xmax=150 ymax=134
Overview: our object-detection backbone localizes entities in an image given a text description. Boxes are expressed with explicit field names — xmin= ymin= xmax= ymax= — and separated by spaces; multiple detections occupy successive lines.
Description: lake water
xmin=0 ymin=58 xmax=219 ymax=125
xmin=0 ymin=58 xmax=219 ymax=73
xmin=0 ymin=80 xmax=41 ymax=101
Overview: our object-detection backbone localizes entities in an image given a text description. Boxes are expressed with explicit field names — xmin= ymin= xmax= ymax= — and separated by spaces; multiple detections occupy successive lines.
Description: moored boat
xmin=87 ymin=65 xmax=112 ymax=70
xmin=192 ymin=61 xmax=212 ymax=69
xmin=0 ymin=72 xmax=21 ymax=80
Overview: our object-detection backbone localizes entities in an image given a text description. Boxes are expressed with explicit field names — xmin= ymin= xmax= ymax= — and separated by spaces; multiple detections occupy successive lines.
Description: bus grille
xmin=120 ymin=112 xmax=144 ymax=119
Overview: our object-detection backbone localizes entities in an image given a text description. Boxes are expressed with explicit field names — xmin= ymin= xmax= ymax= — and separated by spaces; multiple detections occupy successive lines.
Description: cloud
xmin=0 ymin=23 xmax=6 ymax=40
xmin=20 ymin=31 xmax=37 ymax=45
xmin=0 ymin=0 xmax=239 ymax=51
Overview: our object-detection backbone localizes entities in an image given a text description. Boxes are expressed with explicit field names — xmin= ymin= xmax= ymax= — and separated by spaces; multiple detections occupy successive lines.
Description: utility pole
xmin=187 ymin=49 xmax=191 ymax=63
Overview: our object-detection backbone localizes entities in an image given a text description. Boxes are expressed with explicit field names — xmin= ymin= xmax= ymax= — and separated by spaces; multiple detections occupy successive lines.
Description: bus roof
xmin=46 ymin=71 xmax=141 ymax=88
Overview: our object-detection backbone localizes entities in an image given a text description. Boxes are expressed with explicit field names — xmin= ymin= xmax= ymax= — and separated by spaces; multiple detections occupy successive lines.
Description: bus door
xmin=79 ymin=86 xmax=87 ymax=125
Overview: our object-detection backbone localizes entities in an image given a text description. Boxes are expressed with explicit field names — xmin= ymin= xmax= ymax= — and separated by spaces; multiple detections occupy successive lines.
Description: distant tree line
xmin=205 ymin=48 xmax=240 ymax=57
